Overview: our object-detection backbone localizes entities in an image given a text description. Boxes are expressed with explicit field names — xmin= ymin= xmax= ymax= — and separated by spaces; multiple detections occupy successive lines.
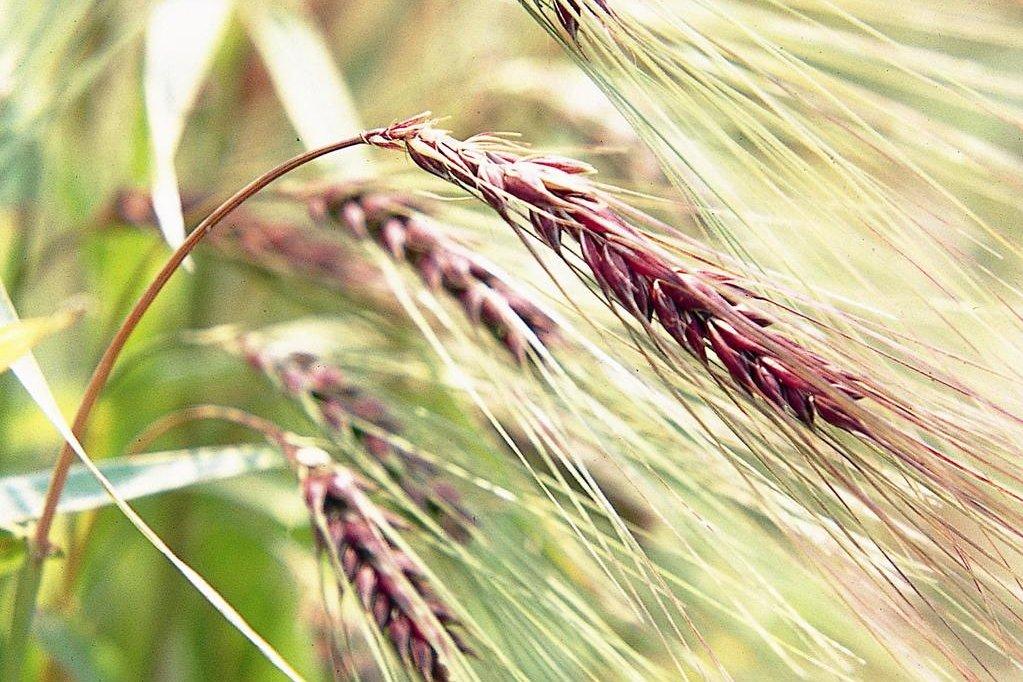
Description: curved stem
xmin=30 ymin=131 xmax=372 ymax=556
xmin=126 ymin=404 xmax=293 ymax=457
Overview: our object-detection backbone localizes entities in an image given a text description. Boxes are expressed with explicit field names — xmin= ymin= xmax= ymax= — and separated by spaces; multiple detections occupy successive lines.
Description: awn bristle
xmin=304 ymin=467 xmax=471 ymax=681
xmin=364 ymin=116 xmax=869 ymax=437
xmin=305 ymin=187 xmax=559 ymax=362
xmin=363 ymin=115 xmax=1023 ymax=675
xmin=242 ymin=341 xmax=474 ymax=541
xmin=550 ymin=0 xmax=612 ymax=39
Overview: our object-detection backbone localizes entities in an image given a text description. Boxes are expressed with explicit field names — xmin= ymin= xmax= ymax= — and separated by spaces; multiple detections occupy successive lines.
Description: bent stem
xmin=3 ymin=131 xmax=373 ymax=679
xmin=126 ymin=404 xmax=295 ymax=456
xmin=34 ymin=132 xmax=372 ymax=551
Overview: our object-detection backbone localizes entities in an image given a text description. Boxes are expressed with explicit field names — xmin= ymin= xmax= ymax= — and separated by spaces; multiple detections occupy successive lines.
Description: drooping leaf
xmin=144 ymin=0 xmax=234 ymax=261
xmin=0 ymin=444 xmax=284 ymax=528
xmin=0 ymin=280 xmax=81 ymax=436
xmin=244 ymin=0 xmax=373 ymax=178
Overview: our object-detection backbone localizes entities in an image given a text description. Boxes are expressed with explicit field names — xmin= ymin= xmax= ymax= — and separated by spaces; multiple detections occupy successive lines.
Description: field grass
xmin=2 ymin=1 xmax=1023 ymax=679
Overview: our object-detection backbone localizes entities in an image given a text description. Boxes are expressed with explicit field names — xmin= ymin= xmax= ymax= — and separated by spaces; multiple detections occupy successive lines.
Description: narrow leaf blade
xmin=144 ymin=0 xmax=233 ymax=260
xmin=245 ymin=1 xmax=373 ymax=178
xmin=0 ymin=311 xmax=77 ymax=375
xmin=0 ymin=444 xmax=284 ymax=528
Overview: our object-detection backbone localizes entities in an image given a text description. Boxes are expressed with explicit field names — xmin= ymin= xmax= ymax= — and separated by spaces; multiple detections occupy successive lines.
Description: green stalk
xmin=2 ymin=555 xmax=44 ymax=680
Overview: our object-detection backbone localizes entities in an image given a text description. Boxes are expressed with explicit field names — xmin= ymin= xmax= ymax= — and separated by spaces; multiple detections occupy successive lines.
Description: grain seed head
xmin=243 ymin=339 xmax=475 ymax=541
xmin=304 ymin=467 xmax=472 ymax=681
xmin=305 ymin=187 xmax=559 ymax=362
xmin=366 ymin=115 xmax=869 ymax=437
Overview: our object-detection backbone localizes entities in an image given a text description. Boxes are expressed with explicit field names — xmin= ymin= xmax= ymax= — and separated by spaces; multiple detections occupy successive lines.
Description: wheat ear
xmin=115 ymin=186 xmax=558 ymax=362
xmin=363 ymin=115 xmax=871 ymax=436
xmin=303 ymin=465 xmax=472 ymax=681
xmin=240 ymin=338 xmax=474 ymax=541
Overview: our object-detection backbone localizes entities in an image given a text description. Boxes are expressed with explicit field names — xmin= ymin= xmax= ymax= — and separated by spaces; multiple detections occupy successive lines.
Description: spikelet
xmin=548 ymin=0 xmax=612 ymax=39
xmin=304 ymin=187 xmax=559 ymax=362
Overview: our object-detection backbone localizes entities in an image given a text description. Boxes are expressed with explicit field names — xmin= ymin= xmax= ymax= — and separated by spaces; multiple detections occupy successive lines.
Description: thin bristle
xmin=361 ymin=123 xmax=1023 ymax=670
xmin=549 ymin=0 xmax=612 ymax=39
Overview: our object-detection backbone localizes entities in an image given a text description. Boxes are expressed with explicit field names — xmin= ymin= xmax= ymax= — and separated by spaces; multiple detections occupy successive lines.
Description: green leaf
xmin=0 ymin=444 xmax=284 ymax=528
xmin=0 ymin=280 xmax=82 ymax=450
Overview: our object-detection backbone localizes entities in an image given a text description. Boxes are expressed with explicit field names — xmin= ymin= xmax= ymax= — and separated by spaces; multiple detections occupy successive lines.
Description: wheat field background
xmin=2 ymin=1 xmax=1023 ymax=680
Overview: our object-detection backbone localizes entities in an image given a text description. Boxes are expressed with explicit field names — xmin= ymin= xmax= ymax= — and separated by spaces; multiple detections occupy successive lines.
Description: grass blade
xmin=244 ymin=1 xmax=373 ymax=178
xmin=144 ymin=0 xmax=233 ymax=264
xmin=0 ymin=312 xmax=78 ymax=375
xmin=0 ymin=444 xmax=284 ymax=528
